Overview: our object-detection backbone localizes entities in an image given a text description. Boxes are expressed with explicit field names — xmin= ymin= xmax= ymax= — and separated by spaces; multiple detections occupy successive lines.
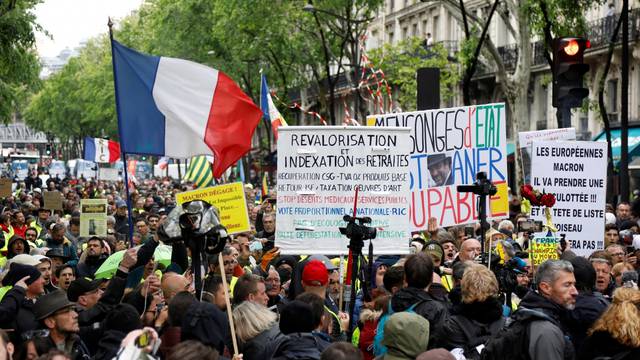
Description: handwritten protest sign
xmin=530 ymin=141 xmax=607 ymax=257
xmin=43 ymin=191 xmax=63 ymax=211
xmin=276 ymin=126 xmax=411 ymax=255
xmin=530 ymin=236 xmax=559 ymax=266
xmin=368 ymin=103 xmax=508 ymax=230
xmin=99 ymin=168 xmax=120 ymax=181
xmin=80 ymin=199 xmax=107 ymax=237
xmin=176 ymin=182 xmax=250 ymax=235
xmin=518 ymin=128 xmax=576 ymax=183
xmin=0 ymin=179 xmax=11 ymax=197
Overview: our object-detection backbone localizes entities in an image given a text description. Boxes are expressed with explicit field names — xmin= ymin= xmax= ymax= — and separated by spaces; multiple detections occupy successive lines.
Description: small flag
xmin=158 ymin=157 xmax=169 ymax=170
xmin=110 ymin=39 xmax=262 ymax=177
xmin=84 ymin=137 xmax=120 ymax=163
xmin=237 ymin=159 xmax=245 ymax=183
xmin=262 ymin=173 xmax=268 ymax=199
xmin=185 ymin=156 xmax=213 ymax=188
xmin=260 ymin=74 xmax=288 ymax=141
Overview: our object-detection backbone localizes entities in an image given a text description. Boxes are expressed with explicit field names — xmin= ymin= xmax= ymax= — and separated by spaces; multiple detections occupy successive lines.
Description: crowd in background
xmin=0 ymin=171 xmax=639 ymax=360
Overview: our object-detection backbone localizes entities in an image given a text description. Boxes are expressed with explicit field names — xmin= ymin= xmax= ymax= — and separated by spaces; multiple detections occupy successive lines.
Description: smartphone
xmin=464 ymin=226 xmax=475 ymax=238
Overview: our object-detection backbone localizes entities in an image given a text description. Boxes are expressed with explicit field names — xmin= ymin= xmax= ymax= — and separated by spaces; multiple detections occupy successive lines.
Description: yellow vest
xmin=0 ymin=285 xmax=11 ymax=302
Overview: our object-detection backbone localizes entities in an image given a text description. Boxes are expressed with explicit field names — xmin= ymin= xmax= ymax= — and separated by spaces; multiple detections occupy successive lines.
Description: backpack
xmin=372 ymin=299 xmax=426 ymax=357
xmin=449 ymin=315 xmax=505 ymax=360
xmin=480 ymin=308 xmax=556 ymax=360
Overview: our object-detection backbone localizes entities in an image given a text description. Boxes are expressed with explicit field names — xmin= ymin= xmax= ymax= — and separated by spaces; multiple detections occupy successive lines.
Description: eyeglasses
xmin=611 ymin=252 xmax=625 ymax=257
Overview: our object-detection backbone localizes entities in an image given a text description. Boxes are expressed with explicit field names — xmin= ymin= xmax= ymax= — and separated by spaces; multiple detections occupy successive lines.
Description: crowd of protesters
xmin=0 ymin=171 xmax=640 ymax=360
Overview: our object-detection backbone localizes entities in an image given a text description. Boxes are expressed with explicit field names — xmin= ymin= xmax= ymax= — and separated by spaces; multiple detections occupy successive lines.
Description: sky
xmin=34 ymin=0 xmax=144 ymax=58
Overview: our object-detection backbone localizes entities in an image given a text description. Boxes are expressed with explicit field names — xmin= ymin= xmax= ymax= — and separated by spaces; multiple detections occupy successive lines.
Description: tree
xmin=368 ymin=38 xmax=460 ymax=111
xmin=444 ymin=0 xmax=605 ymax=187
xmin=0 ymin=0 xmax=43 ymax=122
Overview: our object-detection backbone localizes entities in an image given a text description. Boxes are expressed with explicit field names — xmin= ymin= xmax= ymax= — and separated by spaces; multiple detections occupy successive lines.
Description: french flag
xmin=260 ymin=74 xmax=287 ymax=141
xmin=84 ymin=137 xmax=121 ymax=163
xmin=111 ymin=40 xmax=263 ymax=178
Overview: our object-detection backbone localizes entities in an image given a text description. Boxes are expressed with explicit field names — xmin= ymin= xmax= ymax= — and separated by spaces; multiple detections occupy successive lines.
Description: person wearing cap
xmin=29 ymin=207 xmax=51 ymax=241
xmin=114 ymin=200 xmax=129 ymax=238
xmin=6 ymin=235 xmax=29 ymax=260
xmin=0 ymin=262 xmax=45 ymax=344
xmin=46 ymin=248 xmax=70 ymax=271
xmin=33 ymin=255 xmax=56 ymax=294
xmin=32 ymin=291 xmax=90 ymax=359
xmin=380 ymin=312 xmax=430 ymax=360
xmin=44 ymin=224 xmax=78 ymax=267
xmin=301 ymin=259 xmax=349 ymax=342
xmin=76 ymin=237 xmax=107 ymax=279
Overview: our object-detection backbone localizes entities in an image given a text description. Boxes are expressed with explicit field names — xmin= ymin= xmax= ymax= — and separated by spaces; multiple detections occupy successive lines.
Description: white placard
xmin=518 ymin=128 xmax=576 ymax=149
xmin=99 ymin=168 xmax=120 ymax=181
xmin=530 ymin=141 xmax=607 ymax=257
xmin=368 ymin=103 xmax=509 ymax=230
xmin=276 ymin=126 xmax=411 ymax=255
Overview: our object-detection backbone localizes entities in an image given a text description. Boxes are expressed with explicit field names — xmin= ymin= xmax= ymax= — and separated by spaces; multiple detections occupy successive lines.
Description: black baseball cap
xmin=67 ymin=278 xmax=103 ymax=302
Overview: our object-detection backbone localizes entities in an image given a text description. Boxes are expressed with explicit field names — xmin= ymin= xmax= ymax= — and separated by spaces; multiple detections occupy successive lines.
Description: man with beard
xmin=146 ymin=213 xmax=160 ymax=236
xmin=113 ymin=200 xmax=129 ymax=238
xmin=76 ymin=237 xmax=108 ymax=279
xmin=44 ymin=224 xmax=78 ymax=267
xmin=515 ymin=260 xmax=578 ymax=360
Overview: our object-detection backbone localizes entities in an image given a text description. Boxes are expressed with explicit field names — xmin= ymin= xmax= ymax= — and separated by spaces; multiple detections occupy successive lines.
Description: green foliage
xmin=369 ymin=37 xmax=460 ymax=110
xmin=0 ymin=0 xmax=43 ymax=122
xmin=525 ymin=0 xmax=606 ymax=40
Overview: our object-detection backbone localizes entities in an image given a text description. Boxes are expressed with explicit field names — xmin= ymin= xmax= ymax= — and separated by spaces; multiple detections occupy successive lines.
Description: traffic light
xmin=552 ymin=37 xmax=590 ymax=109
xmin=45 ymin=144 xmax=52 ymax=156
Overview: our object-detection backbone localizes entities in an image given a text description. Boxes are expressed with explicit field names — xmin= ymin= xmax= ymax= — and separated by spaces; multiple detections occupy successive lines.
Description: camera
xmin=620 ymin=229 xmax=635 ymax=246
xmin=339 ymin=215 xmax=377 ymax=241
xmin=464 ymin=225 xmax=475 ymax=238
xmin=518 ymin=219 xmax=543 ymax=233
xmin=457 ymin=171 xmax=497 ymax=197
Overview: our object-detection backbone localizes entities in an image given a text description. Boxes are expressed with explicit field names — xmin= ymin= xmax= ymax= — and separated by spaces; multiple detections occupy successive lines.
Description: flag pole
xmin=108 ymin=18 xmax=135 ymax=244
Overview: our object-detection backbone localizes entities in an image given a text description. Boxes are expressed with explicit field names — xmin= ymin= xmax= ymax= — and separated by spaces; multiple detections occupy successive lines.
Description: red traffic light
xmin=563 ymin=40 xmax=580 ymax=56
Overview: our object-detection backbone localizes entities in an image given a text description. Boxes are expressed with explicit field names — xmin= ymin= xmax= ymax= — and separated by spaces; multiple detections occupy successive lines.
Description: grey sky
xmin=34 ymin=0 xmax=143 ymax=58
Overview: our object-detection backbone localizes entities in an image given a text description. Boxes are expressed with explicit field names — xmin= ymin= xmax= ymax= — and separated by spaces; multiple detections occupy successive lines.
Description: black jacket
xmin=77 ymin=269 xmax=128 ymax=327
xmin=390 ymin=287 xmax=449 ymax=349
xmin=41 ymin=334 xmax=91 ymax=360
xmin=76 ymin=254 xmax=108 ymax=279
xmin=565 ymin=292 xmax=609 ymax=350
xmin=273 ymin=332 xmax=330 ymax=360
xmin=578 ymin=330 xmax=640 ymax=360
xmin=114 ymin=214 xmax=129 ymax=237
xmin=441 ymin=297 xmax=505 ymax=357
xmin=93 ymin=329 xmax=127 ymax=360
xmin=0 ymin=287 xmax=38 ymax=345
xmin=242 ymin=325 xmax=287 ymax=360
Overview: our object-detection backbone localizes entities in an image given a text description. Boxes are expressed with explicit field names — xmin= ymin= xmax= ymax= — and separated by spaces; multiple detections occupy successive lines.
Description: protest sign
xmin=530 ymin=236 xmax=559 ymax=266
xmin=176 ymin=182 xmax=250 ymax=235
xmin=367 ymin=103 xmax=509 ymax=230
xmin=276 ymin=126 xmax=411 ymax=255
xmin=99 ymin=168 xmax=120 ymax=181
xmin=518 ymin=128 xmax=576 ymax=183
xmin=530 ymin=141 xmax=607 ymax=257
xmin=0 ymin=178 xmax=11 ymax=197
xmin=43 ymin=191 xmax=63 ymax=210
xmin=80 ymin=199 xmax=108 ymax=237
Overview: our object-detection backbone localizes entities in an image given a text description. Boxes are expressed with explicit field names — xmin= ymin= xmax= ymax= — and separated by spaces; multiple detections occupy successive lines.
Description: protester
xmin=233 ymin=301 xmax=285 ymax=360
xmin=380 ymin=312 xmax=430 ymax=360
xmin=0 ymin=262 xmax=45 ymax=343
xmin=578 ymin=287 xmax=640 ymax=360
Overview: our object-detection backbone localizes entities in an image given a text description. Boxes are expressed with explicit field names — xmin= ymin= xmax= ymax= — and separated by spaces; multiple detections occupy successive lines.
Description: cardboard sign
xmin=43 ymin=191 xmax=63 ymax=210
xmin=518 ymin=128 xmax=576 ymax=183
xmin=80 ymin=199 xmax=108 ymax=237
xmin=176 ymin=182 xmax=250 ymax=235
xmin=0 ymin=178 xmax=11 ymax=197
xmin=276 ymin=126 xmax=412 ymax=255
xmin=530 ymin=236 xmax=559 ymax=266
xmin=99 ymin=168 xmax=120 ymax=181
xmin=530 ymin=141 xmax=607 ymax=257
xmin=368 ymin=103 xmax=509 ymax=230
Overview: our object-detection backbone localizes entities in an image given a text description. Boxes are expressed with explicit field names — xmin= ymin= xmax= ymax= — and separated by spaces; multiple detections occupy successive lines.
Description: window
xmin=413 ymin=23 xmax=418 ymax=36
xmin=607 ymin=79 xmax=618 ymax=122
xmin=402 ymin=27 xmax=408 ymax=40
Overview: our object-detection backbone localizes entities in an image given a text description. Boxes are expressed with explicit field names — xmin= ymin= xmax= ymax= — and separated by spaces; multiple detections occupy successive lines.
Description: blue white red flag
xmin=110 ymin=40 xmax=263 ymax=178
xmin=83 ymin=137 xmax=120 ymax=163
xmin=260 ymin=74 xmax=288 ymax=141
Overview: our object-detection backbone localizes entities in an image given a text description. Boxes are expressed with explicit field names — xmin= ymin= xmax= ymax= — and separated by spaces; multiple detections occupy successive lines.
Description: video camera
xmin=339 ymin=215 xmax=377 ymax=241
xmin=457 ymin=171 xmax=497 ymax=197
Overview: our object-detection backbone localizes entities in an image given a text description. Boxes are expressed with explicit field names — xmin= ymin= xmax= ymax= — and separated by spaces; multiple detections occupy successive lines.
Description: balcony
xmin=475 ymin=8 xmax=640 ymax=76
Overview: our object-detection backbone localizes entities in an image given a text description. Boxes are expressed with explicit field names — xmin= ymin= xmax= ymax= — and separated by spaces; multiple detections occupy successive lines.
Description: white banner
xmin=99 ymin=168 xmax=120 ymax=181
xmin=275 ymin=126 xmax=411 ymax=255
xmin=530 ymin=141 xmax=607 ymax=257
xmin=368 ymin=103 xmax=509 ymax=230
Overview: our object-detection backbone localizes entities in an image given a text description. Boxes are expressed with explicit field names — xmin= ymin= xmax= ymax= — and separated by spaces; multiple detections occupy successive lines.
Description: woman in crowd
xmin=233 ymin=301 xmax=286 ymax=360
xmin=578 ymin=287 xmax=640 ymax=360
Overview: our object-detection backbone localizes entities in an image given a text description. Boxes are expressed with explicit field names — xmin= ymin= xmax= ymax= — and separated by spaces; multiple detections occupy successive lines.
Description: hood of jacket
xmin=519 ymin=290 xmax=565 ymax=322
xmin=7 ymin=237 xmax=29 ymax=258
xmin=391 ymin=287 xmax=431 ymax=313
xmin=383 ymin=312 xmax=430 ymax=359
xmin=458 ymin=297 xmax=504 ymax=324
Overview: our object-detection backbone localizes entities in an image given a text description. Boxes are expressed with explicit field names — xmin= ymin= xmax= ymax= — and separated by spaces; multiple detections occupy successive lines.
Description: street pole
xmin=620 ymin=0 xmax=629 ymax=202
